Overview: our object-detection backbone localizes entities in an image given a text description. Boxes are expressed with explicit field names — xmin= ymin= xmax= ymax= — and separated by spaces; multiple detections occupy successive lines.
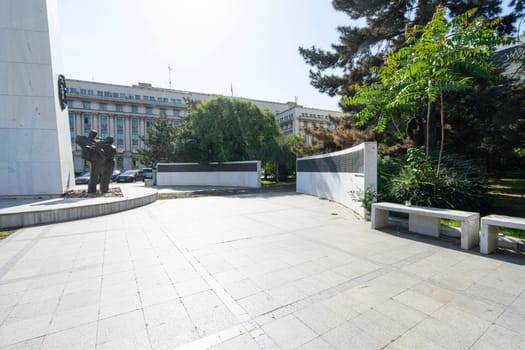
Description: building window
xmin=80 ymin=89 xmax=87 ymax=95
xmin=116 ymin=104 xmax=123 ymax=112
xmin=97 ymin=90 xmax=103 ymax=96
xmin=104 ymin=91 xmax=111 ymax=97
xmin=146 ymin=107 xmax=153 ymax=114
xmin=135 ymin=95 xmax=140 ymax=100
xmin=113 ymin=92 xmax=119 ymax=98
xmin=68 ymin=113 xmax=75 ymax=145
xmin=69 ymin=87 xmax=78 ymax=94
xmin=83 ymin=114 xmax=92 ymax=136
xmin=100 ymin=103 xmax=107 ymax=111
xmin=116 ymin=117 xmax=124 ymax=152
xmin=173 ymin=109 xmax=180 ymax=117
xmin=131 ymin=118 xmax=139 ymax=152
xmin=100 ymin=116 xmax=108 ymax=138
xmin=160 ymin=108 xmax=166 ymax=115
xmin=82 ymin=101 xmax=91 ymax=109
xmin=87 ymin=90 xmax=94 ymax=96
xmin=131 ymin=105 xmax=138 ymax=113
xmin=146 ymin=120 xmax=152 ymax=129
xmin=67 ymin=101 xmax=74 ymax=108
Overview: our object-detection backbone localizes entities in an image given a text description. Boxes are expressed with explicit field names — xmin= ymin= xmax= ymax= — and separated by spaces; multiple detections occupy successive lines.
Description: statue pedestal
xmin=0 ymin=0 xmax=74 ymax=197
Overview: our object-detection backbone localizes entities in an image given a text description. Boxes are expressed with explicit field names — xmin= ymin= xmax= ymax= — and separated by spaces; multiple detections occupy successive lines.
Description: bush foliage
xmin=379 ymin=148 xmax=488 ymax=212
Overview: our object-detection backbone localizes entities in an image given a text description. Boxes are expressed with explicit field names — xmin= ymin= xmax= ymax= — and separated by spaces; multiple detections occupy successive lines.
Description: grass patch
xmin=0 ymin=231 xmax=13 ymax=240
xmin=486 ymin=178 xmax=525 ymax=239
xmin=487 ymin=178 xmax=525 ymax=196
xmin=261 ymin=176 xmax=296 ymax=186
xmin=441 ymin=219 xmax=461 ymax=228
xmin=498 ymin=227 xmax=525 ymax=239
xmin=487 ymin=178 xmax=525 ymax=217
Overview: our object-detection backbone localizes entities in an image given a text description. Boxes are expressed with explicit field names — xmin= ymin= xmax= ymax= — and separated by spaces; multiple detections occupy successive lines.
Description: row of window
xmin=301 ymin=112 xmax=327 ymax=119
xmin=278 ymin=113 xmax=294 ymax=123
xmin=69 ymin=101 xmax=181 ymax=117
xmin=68 ymin=88 xmax=184 ymax=105
xmin=69 ymin=113 xmax=181 ymax=153
xmin=301 ymin=121 xmax=330 ymax=128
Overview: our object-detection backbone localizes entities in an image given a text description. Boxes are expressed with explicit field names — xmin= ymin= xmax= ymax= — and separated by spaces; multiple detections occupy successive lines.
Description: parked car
xmin=115 ymin=169 xmax=139 ymax=183
xmin=142 ymin=168 xmax=153 ymax=179
xmin=135 ymin=169 xmax=145 ymax=181
xmin=111 ymin=170 xmax=121 ymax=182
xmin=75 ymin=172 xmax=90 ymax=185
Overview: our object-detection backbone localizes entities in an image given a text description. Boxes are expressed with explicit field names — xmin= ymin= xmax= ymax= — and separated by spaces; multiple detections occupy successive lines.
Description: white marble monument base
xmin=0 ymin=0 xmax=74 ymax=197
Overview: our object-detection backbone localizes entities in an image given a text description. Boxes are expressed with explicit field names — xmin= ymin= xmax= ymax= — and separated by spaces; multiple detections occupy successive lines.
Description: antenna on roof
xmin=168 ymin=66 xmax=173 ymax=89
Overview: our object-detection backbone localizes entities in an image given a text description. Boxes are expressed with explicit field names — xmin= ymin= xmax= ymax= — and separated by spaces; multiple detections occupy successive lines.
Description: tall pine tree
xmin=299 ymin=0 xmax=523 ymax=107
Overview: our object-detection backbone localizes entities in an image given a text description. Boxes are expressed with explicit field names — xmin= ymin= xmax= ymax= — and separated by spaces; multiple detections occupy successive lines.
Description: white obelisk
xmin=0 ymin=0 xmax=75 ymax=197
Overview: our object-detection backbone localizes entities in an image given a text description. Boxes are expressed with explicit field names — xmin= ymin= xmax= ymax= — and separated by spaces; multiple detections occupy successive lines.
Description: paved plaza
xmin=0 ymin=193 xmax=524 ymax=349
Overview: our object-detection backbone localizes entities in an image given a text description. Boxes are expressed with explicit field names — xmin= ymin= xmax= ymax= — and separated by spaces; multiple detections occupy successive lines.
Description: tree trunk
xmin=437 ymin=85 xmax=444 ymax=176
xmin=425 ymin=84 xmax=432 ymax=156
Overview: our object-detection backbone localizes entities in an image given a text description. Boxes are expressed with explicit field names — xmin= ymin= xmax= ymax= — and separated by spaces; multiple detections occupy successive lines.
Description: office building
xmin=66 ymin=79 xmax=344 ymax=173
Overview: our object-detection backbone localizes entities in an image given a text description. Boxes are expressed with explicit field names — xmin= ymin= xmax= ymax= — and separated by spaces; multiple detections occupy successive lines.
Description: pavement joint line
xmin=158 ymin=223 xmax=281 ymax=348
xmin=5 ymin=227 xmax=453 ymax=348
xmin=174 ymin=324 xmax=245 ymax=350
xmin=0 ymin=227 xmax=51 ymax=281
xmin=294 ymin=228 xmax=523 ymax=309
xmin=95 ymin=229 xmax=109 ymax=348
xmin=11 ymin=229 xmax=109 ymax=241
xmin=386 ymin=257 xmax=518 ymax=310
xmin=162 ymin=228 xmax=252 ymax=323
xmin=2 ymin=194 xmax=523 ymax=348
xmin=0 ymin=263 xmax=102 ymax=286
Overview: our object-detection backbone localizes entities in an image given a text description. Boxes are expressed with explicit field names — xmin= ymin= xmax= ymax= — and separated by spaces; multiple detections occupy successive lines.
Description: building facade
xmin=66 ymin=79 xmax=344 ymax=174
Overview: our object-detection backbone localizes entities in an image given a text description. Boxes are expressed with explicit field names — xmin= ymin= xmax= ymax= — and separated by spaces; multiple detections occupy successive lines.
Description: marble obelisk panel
xmin=0 ymin=0 xmax=74 ymax=197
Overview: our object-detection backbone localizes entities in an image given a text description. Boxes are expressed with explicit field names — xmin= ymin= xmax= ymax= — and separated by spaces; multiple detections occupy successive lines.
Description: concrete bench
xmin=372 ymin=202 xmax=480 ymax=250
xmin=480 ymin=215 xmax=525 ymax=254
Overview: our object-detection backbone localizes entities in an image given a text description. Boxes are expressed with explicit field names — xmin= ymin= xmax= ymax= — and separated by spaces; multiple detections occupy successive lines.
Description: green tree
xmin=302 ymin=116 xmax=377 ymax=155
xmin=175 ymin=97 xmax=281 ymax=164
xmin=137 ymin=112 xmax=177 ymax=166
xmin=299 ymin=0 xmax=521 ymax=105
xmin=346 ymin=6 xmax=510 ymax=172
xmin=263 ymin=135 xmax=304 ymax=182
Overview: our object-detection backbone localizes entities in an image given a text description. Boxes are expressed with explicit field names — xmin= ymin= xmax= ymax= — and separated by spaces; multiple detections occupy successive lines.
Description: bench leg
xmin=408 ymin=214 xmax=440 ymax=237
xmin=460 ymin=216 xmax=480 ymax=250
xmin=372 ymin=208 xmax=389 ymax=229
xmin=480 ymin=223 xmax=498 ymax=254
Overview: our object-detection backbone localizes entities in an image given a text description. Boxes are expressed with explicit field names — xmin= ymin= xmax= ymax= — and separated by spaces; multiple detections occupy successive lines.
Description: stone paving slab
xmin=0 ymin=193 xmax=524 ymax=349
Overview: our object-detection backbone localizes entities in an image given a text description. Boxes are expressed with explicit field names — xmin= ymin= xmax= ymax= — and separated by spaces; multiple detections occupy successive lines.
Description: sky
xmin=57 ymin=0 xmax=350 ymax=111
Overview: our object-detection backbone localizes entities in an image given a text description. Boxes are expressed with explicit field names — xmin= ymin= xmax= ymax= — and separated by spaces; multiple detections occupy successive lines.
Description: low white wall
xmin=296 ymin=142 xmax=377 ymax=218
xmin=156 ymin=161 xmax=261 ymax=188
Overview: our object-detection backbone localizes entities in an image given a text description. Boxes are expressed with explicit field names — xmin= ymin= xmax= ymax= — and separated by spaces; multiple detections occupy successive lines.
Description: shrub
xmin=380 ymin=148 xmax=488 ymax=212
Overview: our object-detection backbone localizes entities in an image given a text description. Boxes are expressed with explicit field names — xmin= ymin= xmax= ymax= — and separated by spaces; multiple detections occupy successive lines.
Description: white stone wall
xmin=0 ymin=0 xmax=74 ymax=197
xmin=296 ymin=142 xmax=377 ymax=218
xmin=156 ymin=161 xmax=261 ymax=188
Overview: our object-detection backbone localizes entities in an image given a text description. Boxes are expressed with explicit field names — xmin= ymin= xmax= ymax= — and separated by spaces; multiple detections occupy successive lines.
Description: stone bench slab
xmin=372 ymin=202 xmax=480 ymax=250
xmin=480 ymin=214 xmax=525 ymax=254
